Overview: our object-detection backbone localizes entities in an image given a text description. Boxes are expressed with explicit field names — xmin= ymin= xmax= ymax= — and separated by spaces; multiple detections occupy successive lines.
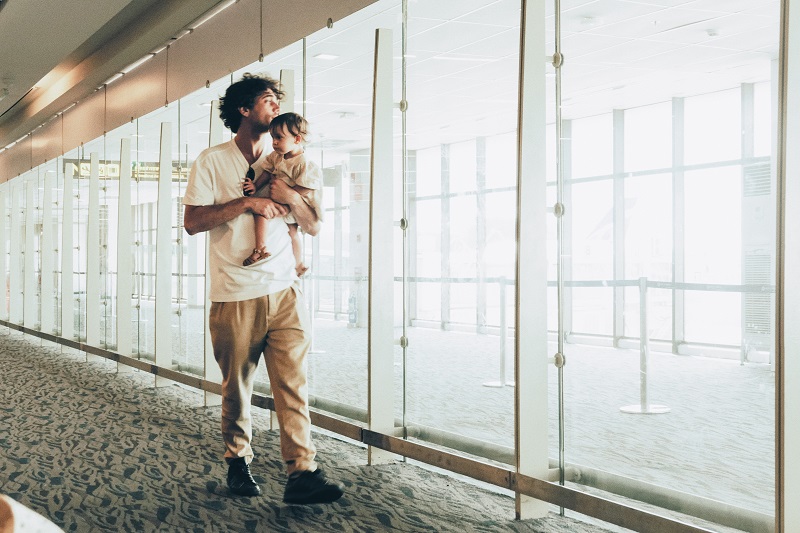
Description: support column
xmin=334 ymin=169 xmax=343 ymax=318
xmin=367 ymin=27 xmax=395 ymax=465
xmin=117 ymin=138 xmax=133 ymax=371
xmin=671 ymin=97 xmax=686 ymax=354
xmin=61 ymin=164 xmax=75 ymax=340
xmin=280 ymin=69 xmax=295 ymax=112
xmin=476 ymin=137 xmax=488 ymax=334
xmin=515 ymin=0 xmax=549 ymax=519
xmin=41 ymin=170 xmax=56 ymax=334
xmin=612 ymin=109 xmax=625 ymax=345
xmin=440 ymin=144 xmax=451 ymax=329
xmin=777 ymin=1 xmax=800 ymax=529
xmin=154 ymin=122 xmax=173 ymax=386
xmin=10 ymin=184 xmax=21 ymax=325
xmin=0 ymin=187 xmax=6 ymax=322
xmin=205 ymin=103 xmax=224 ymax=406
xmin=86 ymin=153 xmax=101 ymax=358
xmin=23 ymin=178 xmax=37 ymax=329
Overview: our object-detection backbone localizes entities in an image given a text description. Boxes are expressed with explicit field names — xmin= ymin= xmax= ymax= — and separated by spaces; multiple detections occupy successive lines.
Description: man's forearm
xmin=184 ymin=198 xmax=251 ymax=235
xmin=287 ymin=195 xmax=321 ymax=236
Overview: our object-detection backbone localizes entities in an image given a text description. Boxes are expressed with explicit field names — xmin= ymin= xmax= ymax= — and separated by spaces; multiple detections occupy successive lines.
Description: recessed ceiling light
xmin=314 ymin=53 xmax=339 ymax=60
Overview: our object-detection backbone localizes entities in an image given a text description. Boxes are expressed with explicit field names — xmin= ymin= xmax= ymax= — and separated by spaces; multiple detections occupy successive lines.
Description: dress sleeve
xmin=293 ymin=159 xmax=323 ymax=190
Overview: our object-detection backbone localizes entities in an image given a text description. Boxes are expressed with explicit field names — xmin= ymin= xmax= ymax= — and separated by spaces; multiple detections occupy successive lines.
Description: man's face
xmin=244 ymin=89 xmax=280 ymax=129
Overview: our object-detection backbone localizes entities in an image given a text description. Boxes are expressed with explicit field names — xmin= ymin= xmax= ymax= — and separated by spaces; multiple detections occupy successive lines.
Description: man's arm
xmin=270 ymin=179 xmax=321 ymax=236
xmin=184 ymin=197 xmax=288 ymax=235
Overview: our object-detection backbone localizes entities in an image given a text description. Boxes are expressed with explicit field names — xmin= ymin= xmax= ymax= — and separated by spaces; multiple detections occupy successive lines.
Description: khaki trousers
xmin=209 ymin=284 xmax=317 ymax=474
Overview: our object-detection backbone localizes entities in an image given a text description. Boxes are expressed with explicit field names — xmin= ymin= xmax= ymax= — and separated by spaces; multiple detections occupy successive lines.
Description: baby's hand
xmin=243 ymin=178 xmax=255 ymax=196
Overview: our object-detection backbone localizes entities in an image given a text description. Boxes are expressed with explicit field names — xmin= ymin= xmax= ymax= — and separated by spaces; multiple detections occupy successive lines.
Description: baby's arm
xmin=252 ymin=170 xmax=273 ymax=191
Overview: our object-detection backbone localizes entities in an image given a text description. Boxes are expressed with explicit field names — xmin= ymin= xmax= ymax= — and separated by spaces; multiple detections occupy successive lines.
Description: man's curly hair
xmin=218 ymin=73 xmax=285 ymax=133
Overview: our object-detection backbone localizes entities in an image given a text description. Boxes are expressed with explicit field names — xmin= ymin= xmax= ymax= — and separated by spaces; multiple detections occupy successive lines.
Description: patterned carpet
xmin=0 ymin=330 xmax=616 ymax=533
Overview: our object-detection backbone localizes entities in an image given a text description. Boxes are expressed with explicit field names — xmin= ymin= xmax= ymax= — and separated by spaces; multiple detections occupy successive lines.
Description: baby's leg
xmin=243 ymin=215 xmax=271 ymax=266
xmin=288 ymin=223 xmax=308 ymax=276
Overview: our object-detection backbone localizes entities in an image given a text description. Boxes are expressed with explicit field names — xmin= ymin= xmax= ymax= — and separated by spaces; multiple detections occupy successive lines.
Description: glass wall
xmin=560 ymin=0 xmax=777 ymax=524
xmin=0 ymin=0 xmax=783 ymax=531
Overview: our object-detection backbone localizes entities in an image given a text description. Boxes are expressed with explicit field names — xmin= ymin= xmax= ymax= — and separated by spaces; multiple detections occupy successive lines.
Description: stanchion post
xmin=483 ymin=276 xmax=513 ymax=387
xmin=620 ymin=277 xmax=669 ymax=414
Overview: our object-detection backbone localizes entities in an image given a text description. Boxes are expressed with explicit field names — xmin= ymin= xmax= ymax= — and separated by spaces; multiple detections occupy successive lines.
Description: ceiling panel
xmin=559 ymin=32 xmax=631 ymax=57
xmin=569 ymin=39 xmax=683 ymax=66
xmin=560 ymin=0 xmax=666 ymax=34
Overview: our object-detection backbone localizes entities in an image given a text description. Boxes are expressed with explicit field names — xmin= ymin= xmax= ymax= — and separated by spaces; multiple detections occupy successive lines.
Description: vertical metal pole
xmin=620 ymin=277 xmax=669 ymax=414
xmin=639 ymin=276 xmax=649 ymax=411
xmin=401 ymin=0 xmax=409 ymax=436
xmin=483 ymin=277 xmax=511 ymax=387
xmin=552 ymin=0 xmax=567 ymax=498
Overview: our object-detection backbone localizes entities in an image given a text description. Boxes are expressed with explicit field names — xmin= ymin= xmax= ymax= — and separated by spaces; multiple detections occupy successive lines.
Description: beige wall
xmin=0 ymin=0 xmax=376 ymax=182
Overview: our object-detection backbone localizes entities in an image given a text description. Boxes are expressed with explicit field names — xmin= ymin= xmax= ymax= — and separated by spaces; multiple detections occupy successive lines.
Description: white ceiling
xmin=0 ymin=0 xmax=781 ymax=157
xmin=297 ymin=0 xmax=781 ymax=152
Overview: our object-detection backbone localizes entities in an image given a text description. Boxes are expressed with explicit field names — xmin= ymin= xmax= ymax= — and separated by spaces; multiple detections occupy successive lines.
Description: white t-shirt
xmin=183 ymin=139 xmax=296 ymax=302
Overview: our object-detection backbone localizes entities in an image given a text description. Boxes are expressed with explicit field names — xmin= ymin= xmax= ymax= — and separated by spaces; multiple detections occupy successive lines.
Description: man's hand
xmin=269 ymin=179 xmax=320 ymax=236
xmin=269 ymin=178 xmax=296 ymax=205
xmin=250 ymin=197 xmax=288 ymax=219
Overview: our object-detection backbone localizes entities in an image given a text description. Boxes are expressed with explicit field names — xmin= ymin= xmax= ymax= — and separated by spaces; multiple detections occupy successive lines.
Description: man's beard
xmin=254 ymin=120 xmax=271 ymax=134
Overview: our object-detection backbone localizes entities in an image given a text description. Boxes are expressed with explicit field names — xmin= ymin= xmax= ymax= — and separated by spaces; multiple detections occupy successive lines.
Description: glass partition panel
xmin=132 ymin=105 xmax=179 ymax=360
xmin=570 ymin=180 xmax=612 ymax=336
xmin=41 ymin=158 xmax=60 ymax=336
xmin=60 ymin=146 xmax=80 ymax=339
xmin=76 ymin=139 xmax=106 ymax=342
xmin=404 ymin=0 xmax=520 ymax=452
xmin=296 ymin=5 xmax=394 ymax=415
xmin=176 ymin=82 xmax=230 ymax=377
xmin=559 ymin=0 xmax=778 ymax=526
xmin=623 ymin=173 xmax=672 ymax=340
xmin=103 ymin=121 xmax=137 ymax=351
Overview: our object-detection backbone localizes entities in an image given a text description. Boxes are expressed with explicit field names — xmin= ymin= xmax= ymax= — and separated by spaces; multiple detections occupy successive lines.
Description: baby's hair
xmin=269 ymin=112 xmax=309 ymax=142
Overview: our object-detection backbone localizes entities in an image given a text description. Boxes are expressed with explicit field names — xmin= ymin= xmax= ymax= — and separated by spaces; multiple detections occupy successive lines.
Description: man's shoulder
xmin=197 ymin=140 xmax=237 ymax=163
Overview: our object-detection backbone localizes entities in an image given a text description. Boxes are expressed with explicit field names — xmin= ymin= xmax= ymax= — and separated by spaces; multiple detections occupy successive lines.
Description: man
xmin=183 ymin=73 xmax=344 ymax=504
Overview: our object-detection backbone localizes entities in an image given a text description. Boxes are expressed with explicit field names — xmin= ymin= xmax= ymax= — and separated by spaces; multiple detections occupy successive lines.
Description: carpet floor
xmin=0 ymin=331 xmax=617 ymax=533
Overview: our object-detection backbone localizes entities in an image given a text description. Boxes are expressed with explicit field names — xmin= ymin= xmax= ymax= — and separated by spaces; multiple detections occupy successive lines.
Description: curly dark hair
xmin=268 ymin=112 xmax=309 ymax=141
xmin=218 ymin=73 xmax=284 ymax=133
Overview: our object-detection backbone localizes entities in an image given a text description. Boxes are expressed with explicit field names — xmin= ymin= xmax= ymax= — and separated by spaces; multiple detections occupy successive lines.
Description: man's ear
xmin=238 ymin=106 xmax=250 ymax=118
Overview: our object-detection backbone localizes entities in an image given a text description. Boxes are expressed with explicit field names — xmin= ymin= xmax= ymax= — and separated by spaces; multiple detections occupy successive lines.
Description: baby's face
xmin=270 ymin=124 xmax=301 ymax=155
